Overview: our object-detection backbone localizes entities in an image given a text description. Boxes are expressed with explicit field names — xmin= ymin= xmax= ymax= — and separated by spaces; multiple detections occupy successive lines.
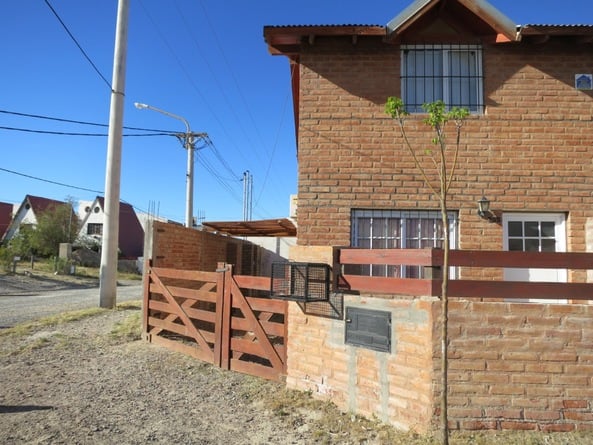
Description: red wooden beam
xmin=339 ymin=248 xmax=438 ymax=266
xmin=447 ymin=280 xmax=593 ymax=300
xmin=340 ymin=275 xmax=438 ymax=296
xmin=449 ymin=250 xmax=593 ymax=269
xmin=338 ymin=248 xmax=593 ymax=270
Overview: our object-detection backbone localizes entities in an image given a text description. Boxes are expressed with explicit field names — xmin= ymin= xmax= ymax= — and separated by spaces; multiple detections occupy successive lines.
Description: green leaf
xmin=385 ymin=96 xmax=408 ymax=118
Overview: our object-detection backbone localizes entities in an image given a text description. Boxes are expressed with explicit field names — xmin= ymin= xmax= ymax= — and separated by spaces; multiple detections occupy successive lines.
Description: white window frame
xmin=502 ymin=212 xmax=567 ymax=303
xmin=351 ymin=209 xmax=457 ymax=278
xmin=401 ymin=44 xmax=484 ymax=114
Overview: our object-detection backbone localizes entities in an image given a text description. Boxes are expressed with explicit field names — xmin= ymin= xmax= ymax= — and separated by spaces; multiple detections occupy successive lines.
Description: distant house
xmin=1 ymin=195 xmax=73 ymax=243
xmin=78 ymin=196 xmax=144 ymax=259
xmin=0 ymin=202 xmax=13 ymax=240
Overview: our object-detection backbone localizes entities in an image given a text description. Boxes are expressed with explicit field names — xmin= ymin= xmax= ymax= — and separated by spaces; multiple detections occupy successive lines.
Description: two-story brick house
xmin=265 ymin=0 xmax=593 ymax=275
xmin=264 ymin=0 xmax=593 ymax=432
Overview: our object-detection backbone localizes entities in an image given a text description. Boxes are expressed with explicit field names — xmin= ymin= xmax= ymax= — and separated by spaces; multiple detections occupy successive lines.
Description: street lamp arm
xmin=134 ymin=101 xmax=195 ymax=228
xmin=134 ymin=102 xmax=190 ymax=134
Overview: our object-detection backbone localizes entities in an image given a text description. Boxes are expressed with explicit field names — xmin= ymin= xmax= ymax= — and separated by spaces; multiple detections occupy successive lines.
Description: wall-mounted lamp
xmin=477 ymin=196 xmax=500 ymax=223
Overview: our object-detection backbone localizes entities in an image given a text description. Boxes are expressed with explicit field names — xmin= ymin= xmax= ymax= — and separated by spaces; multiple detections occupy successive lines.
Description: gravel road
xmin=0 ymin=272 xmax=142 ymax=328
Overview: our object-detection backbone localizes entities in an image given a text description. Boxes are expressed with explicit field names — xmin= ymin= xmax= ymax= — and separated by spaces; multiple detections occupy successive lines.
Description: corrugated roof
xmin=202 ymin=218 xmax=297 ymax=237
xmin=265 ymin=24 xmax=382 ymax=29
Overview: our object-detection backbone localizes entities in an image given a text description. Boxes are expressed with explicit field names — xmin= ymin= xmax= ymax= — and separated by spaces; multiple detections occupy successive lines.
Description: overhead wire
xmin=43 ymin=0 xmax=112 ymax=90
xmin=0 ymin=109 xmax=178 ymax=133
xmin=138 ymin=0 xmax=247 ymax=211
xmin=173 ymin=1 xmax=263 ymax=168
xmin=0 ymin=126 xmax=174 ymax=137
xmin=0 ymin=166 xmax=156 ymax=221
xmin=192 ymin=0 xmax=293 ymax=217
xmin=0 ymin=166 xmax=103 ymax=194
xmin=142 ymin=0 xmax=292 ymax=218
xmin=30 ymin=1 xmax=293 ymax=221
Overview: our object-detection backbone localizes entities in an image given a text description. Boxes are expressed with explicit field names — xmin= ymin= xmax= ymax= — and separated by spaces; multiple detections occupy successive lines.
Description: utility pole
xmin=99 ymin=0 xmax=129 ymax=309
xmin=242 ymin=170 xmax=253 ymax=221
xmin=134 ymin=103 xmax=206 ymax=228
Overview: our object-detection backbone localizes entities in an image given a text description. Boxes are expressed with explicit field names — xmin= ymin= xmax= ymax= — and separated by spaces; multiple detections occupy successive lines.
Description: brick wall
xmin=448 ymin=300 xmax=593 ymax=432
xmin=285 ymin=294 xmax=441 ymax=432
xmin=287 ymin=245 xmax=439 ymax=432
xmin=283 ymin=277 xmax=593 ymax=432
xmin=295 ymin=38 xmax=593 ymax=262
xmin=147 ymin=220 xmax=259 ymax=274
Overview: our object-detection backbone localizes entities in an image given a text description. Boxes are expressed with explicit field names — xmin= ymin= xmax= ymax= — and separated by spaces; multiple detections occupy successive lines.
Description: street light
xmin=134 ymin=102 xmax=195 ymax=228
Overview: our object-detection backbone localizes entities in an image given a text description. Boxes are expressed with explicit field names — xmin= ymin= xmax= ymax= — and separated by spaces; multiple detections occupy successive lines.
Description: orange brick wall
xmin=448 ymin=300 xmax=593 ymax=432
xmin=285 ymin=295 xmax=441 ymax=432
xmin=147 ymin=221 xmax=257 ymax=274
xmin=295 ymin=38 xmax=593 ymax=261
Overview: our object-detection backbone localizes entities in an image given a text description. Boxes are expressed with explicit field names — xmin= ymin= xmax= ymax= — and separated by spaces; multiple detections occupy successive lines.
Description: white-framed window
xmin=502 ymin=213 xmax=567 ymax=303
xmin=351 ymin=209 xmax=457 ymax=278
xmin=401 ymin=44 xmax=483 ymax=113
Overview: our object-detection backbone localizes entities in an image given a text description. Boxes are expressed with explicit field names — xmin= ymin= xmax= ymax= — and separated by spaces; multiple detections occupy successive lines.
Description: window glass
xmin=524 ymin=239 xmax=540 ymax=252
xmin=508 ymin=221 xmax=523 ymax=237
xmin=508 ymin=238 xmax=523 ymax=251
xmin=402 ymin=44 xmax=483 ymax=113
xmin=541 ymin=239 xmax=556 ymax=252
xmin=541 ymin=221 xmax=555 ymax=238
xmin=524 ymin=221 xmax=539 ymax=237
xmin=351 ymin=210 xmax=456 ymax=277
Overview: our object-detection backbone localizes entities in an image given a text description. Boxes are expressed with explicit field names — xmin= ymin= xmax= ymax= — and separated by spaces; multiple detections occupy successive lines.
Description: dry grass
xmin=8 ymin=260 xmax=141 ymax=281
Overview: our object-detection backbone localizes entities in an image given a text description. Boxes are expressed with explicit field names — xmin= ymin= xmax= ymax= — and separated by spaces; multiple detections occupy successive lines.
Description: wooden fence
xmin=142 ymin=261 xmax=288 ymax=381
xmin=338 ymin=248 xmax=593 ymax=300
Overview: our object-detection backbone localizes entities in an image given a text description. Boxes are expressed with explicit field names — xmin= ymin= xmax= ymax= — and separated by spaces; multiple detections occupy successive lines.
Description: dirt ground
xmin=0 ymin=308 xmax=318 ymax=444
xmin=0 ymin=272 xmax=403 ymax=445
xmin=2 ymin=272 xmax=593 ymax=444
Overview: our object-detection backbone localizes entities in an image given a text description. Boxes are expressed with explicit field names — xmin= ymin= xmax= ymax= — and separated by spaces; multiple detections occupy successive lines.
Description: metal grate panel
xmin=270 ymin=262 xmax=330 ymax=302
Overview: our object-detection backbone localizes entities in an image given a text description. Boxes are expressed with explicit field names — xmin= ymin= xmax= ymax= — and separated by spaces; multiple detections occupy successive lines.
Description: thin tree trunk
xmin=439 ymin=137 xmax=450 ymax=445
xmin=440 ymin=200 xmax=450 ymax=445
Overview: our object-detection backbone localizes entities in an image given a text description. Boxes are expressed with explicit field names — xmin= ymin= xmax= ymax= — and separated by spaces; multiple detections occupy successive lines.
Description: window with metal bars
xmin=350 ymin=209 xmax=457 ymax=278
xmin=401 ymin=44 xmax=483 ymax=113
xmin=87 ymin=223 xmax=103 ymax=236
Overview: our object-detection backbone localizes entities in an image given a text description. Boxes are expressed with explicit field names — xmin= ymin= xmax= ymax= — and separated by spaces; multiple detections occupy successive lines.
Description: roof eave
xmin=386 ymin=0 xmax=521 ymax=43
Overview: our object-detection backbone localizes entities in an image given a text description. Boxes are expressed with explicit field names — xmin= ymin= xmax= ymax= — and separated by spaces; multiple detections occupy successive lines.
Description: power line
xmin=43 ymin=0 xmax=112 ymax=90
xmin=0 ymin=166 xmax=103 ymax=194
xmin=0 ymin=126 xmax=174 ymax=137
xmin=0 ymin=109 xmax=177 ymax=133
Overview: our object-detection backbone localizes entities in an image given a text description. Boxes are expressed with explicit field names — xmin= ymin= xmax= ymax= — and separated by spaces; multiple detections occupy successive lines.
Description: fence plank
xmin=339 ymin=248 xmax=436 ymax=266
xmin=234 ymin=275 xmax=271 ymax=291
xmin=230 ymin=279 xmax=284 ymax=371
xmin=150 ymin=270 xmax=214 ymax=358
xmin=449 ymin=250 xmax=593 ymax=269
xmin=150 ymin=335 xmax=213 ymax=363
xmin=448 ymin=280 xmax=593 ymax=300
xmin=340 ymin=274 xmax=438 ymax=296
xmin=231 ymin=316 xmax=285 ymax=337
xmin=151 ymin=267 xmax=218 ymax=282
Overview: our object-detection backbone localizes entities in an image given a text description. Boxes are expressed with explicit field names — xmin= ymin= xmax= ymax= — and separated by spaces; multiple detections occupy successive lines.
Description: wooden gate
xmin=142 ymin=262 xmax=287 ymax=381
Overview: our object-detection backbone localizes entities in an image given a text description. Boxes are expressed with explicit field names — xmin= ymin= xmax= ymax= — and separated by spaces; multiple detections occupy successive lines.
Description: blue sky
xmin=1 ymin=1 xmax=591 ymax=223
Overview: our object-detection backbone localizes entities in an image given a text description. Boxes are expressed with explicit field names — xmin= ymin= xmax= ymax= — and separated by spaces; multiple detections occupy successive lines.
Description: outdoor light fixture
xmin=477 ymin=196 xmax=500 ymax=223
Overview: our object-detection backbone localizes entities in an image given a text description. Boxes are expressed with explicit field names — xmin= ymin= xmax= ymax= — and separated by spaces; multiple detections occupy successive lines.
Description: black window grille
xmin=401 ymin=44 xmax=483 ymax=113
xmin=87 ymin=223 xmax=103 ymax=236
xmin=350 ymin=209 xmax=457 ymax=278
